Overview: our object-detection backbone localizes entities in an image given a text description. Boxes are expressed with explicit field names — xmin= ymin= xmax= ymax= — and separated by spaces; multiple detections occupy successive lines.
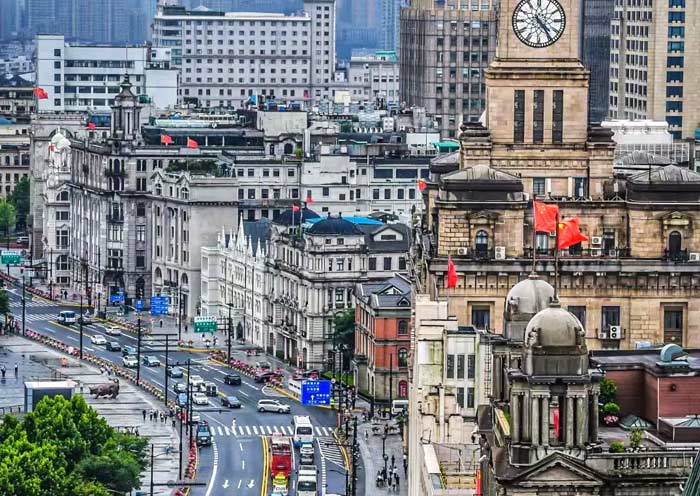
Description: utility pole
xmin=177 ymin=285 xmax=182 ymax=341
xmin=227 ymin=302 xmax=232 ymax=365
xmin=178 ymin=401 xmax=184 ymax=480
xmin=79 ymin=293 xmax=83 ymax=359
xmin=389 ymin=353 xmax=393 ymax=420
xmin=164 ymin=336 xmax=169 ymax=406
xmin=136 ymin=317 xmax=142 ymax=384
xmin=149 ymin=443 xmax=154 ymax=496
xmin=187 ymin=358 xmax=193 ymax=439
xmin=48 ymin=247 xmax=53 ymax=300
xmin=21 ymin=266 xmax=25 ymax=337
xmin=351 ymin=416 xmax=358 ymax=496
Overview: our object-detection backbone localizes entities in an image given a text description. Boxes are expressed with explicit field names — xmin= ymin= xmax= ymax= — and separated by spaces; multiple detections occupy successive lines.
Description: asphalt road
xmin=7 ymin=286 xmax=349 ymax=496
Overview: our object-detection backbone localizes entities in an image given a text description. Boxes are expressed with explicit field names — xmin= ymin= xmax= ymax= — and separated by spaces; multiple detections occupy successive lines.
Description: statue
xmin=88 ymin=378 xmax=120 ymax=399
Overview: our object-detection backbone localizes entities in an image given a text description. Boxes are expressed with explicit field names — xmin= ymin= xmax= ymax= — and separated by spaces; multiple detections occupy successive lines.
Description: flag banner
xmin=557 ymin=217 xmax=589 ymax=250
xmin=446 ymin=255 xmax=457 ymax=288
xmin=534 ymin=201 xmax=558 ymax=233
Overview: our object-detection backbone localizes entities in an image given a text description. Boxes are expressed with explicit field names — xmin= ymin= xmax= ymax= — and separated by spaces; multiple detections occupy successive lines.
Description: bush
xmin=609 ymin=441 xmax=625 ymax=453
xmin=603 ymin=402 xmax=620 ymax=416
xmin=600 ymin=378 xmax=618 ymax=405
xmin=629 ymin=427 xmax=644 ymax=449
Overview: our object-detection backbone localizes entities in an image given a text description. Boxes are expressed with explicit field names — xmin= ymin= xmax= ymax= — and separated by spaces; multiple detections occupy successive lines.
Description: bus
xmin=293 ymin=415 xmax=314 ymax=447
xmin=269 ymin=434 xmax=292 ymax=478
xmin=57 ymin=310 xmax=77 ymax=324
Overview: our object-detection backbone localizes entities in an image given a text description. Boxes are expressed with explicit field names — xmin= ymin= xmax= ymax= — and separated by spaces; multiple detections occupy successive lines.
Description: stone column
xmin=493 ymin=356 xmax=502 ymax=401
xmin=541 ymin=396 xmax=550 ymax=447
xmin=522 ymin=391 xmax=531 ymax=442
xmin=565 ymin=395 xmax=575 ymax=448
xmin=511 ymin=392 xmax=521 ymax=443
xmin=576 ymin=396 xmax=588 ymax=447
xmin=531 ymin=396 xmax=540 ymax=446
xmin=590 ymin=393 xmax=599 ymax=442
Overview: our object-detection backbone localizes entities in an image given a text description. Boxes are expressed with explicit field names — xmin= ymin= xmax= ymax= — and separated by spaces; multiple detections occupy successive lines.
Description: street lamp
xmin=20 ymin=265 xmax=25 ymax=337
xmin=382 ymin=429 xmax=388 ymax=475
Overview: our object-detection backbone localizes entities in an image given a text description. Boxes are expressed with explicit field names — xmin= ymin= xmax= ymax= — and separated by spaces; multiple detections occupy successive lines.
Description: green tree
xmin=599 ymin=378 xmax=618 ymax=406
xmin=333 ymin=308 xmax=355 ymax=370
xmin=8 ymin=177 xmax=29 ymax=231
xmin=0 ymin=200 xmax=16 ymax=248
xmin=628 ymin=427 xmax=644 ymax=449
xmin=0 ymin=290 xmax=9 ymax=315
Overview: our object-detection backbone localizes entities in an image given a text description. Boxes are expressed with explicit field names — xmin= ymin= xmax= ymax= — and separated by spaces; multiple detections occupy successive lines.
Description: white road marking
xmin=239 ymin=390 xmax=249 ymax=397
xmin=204 ymin=441 xmax=219 ymax=496
xmin=272 ymin=426 xmax=279 ymax=434
xmin=252 ymin=426 xmax=259 ymax=435
xmin=241 ymin=460 xmax=245 ymax=470
xmin=246 ymin=426 xmax=251 ymax=435
xmin=224 ymin=426 xmax=230 ymax=435
xmin=239 ymin=442 xmax=243 ymax=452
xmin=237 ymin=480 xmax=242 ymax=489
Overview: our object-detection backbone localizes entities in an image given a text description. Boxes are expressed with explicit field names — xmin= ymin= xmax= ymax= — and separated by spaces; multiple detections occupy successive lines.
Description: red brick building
xmin=352 ymin=274 xmax=411 ymax=403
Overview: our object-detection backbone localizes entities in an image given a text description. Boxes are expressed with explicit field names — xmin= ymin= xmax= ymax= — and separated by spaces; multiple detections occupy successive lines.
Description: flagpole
xmin=554 ymin=211 xmax=560 ymax=300
xmin=531 ymin=201 xmax=537 ymax=276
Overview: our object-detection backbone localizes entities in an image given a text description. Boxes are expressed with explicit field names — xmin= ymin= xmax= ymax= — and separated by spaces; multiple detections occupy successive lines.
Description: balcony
xmin=663 ymin=249 xmax=689 ymax=262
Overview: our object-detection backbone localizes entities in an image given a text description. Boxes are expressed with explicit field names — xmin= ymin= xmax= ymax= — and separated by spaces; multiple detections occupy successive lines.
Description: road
xmin=7 ymin=285 xmax=350 ymax=496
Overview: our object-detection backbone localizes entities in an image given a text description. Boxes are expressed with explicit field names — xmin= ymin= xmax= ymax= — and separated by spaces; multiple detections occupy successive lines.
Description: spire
xmin=236 ymin=214 xmax=246 ymax=250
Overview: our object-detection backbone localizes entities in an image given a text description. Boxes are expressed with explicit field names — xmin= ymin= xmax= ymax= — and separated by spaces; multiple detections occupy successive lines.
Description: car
xmin=254 ymin=371 xmax=278 ymax=383
xmin=176 ymin=392 xmax=188 ymax=407
xmin=166 ymin=366 xmax=183 ymax=378
xmin=299 ymin=443 xmax=315 ymax=465
xmin=188 ymin=375 xmax=205 ymax=390
xmin=16 ymin=236 xmax=28 ymax=244
xmin=192 ymin=392 xmax=209 ymax=405
xmin=255 ymin=361 xmax=272 ymax=371
xmin=188 ymin=412 xmax=201 ymax=425
xmin=257 ymin=399 xmax=290 ymax=414
xmin=105 ymin=341 xmax=121 ymax=352
xmin=196 ymin=421 xmax=212 ymax=447
xmin=122 ymin=355 xmax=138 ymax=368
xmin=89 ymin=334 xmax=107 ymax=345
xmin=142 ymin=355 xmax=161 ymax=367
xmin=224 ymin=374 xmax=241 ymax=385
xmin=78 ymin=313 xmax=93 ymax=325
xmin=104 ymin=326 xmax=121 ymax=336
xmin=292 ymin=369 xmax=320 ymax=381
xmin=221 ymin=395 xmax=242 ymax=408
xmin=173 ymin=382 xmax=187 ymax=394
xmin=122 ymin=345 xmax=136 ymax=357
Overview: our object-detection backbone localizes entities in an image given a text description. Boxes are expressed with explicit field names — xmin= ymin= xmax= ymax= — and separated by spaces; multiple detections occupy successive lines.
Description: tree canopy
xmin=333 ymin=308 xmax=356 ymax=369
xmin=8 ymin=177 xmax=30 ymax=231
xmin=0 ymin=395 xmax=147 ymax=496
xmin=0 ymin=290 xmax=9 ymax=315
xmin=0 ymin=200 xmax=16 ymax=236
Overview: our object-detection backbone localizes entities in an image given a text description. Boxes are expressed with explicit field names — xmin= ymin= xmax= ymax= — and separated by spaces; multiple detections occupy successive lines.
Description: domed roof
xmin=273 ymin=208 xmax=319 ymax=226
xmin=307 ymin=215 xmax=363 ymax=236
xmin=506 ymin=276 xmax=555 ymax=316
xmin=525 ymin=301 xmax=585 ymax=349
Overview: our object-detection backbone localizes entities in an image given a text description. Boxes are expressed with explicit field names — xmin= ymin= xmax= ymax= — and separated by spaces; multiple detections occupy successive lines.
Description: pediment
xmin=467 ymin=210 xmax=501 ymax=222
xmin=514 ymin=452 xmax=603 ymax=487
xmin=659 ymin=211 xmax=692 ymax=228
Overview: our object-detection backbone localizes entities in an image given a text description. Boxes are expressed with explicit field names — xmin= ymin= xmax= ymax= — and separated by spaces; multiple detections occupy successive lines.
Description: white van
xmin=296 ymin=464 xmax=318 ymax=496
xmin=391 ymin=399 xmax=409 ymax=416
xmin=292 ymin=415 xmax=314 ymax=447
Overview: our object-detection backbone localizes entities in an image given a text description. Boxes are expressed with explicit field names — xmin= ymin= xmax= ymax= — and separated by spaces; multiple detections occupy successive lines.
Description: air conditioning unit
xmin=494 ymin=246 xmax=506 ymax=260
xmin=608 ymin=250 xmax=617 ymax=257
xmin=690 ymin=253 xmax=700 ymax=262
xmin=598 ymin=331 xmax=608 ymax=339
xmin=591 ymin=249 xmax=602 ymax=257
xmin=591 ymin=236 xmax=602 ymax=246
xmin=457 ymin=247 xmax=469 ymax=256
xmin=609 ymin=325 xmax=622 ymax=339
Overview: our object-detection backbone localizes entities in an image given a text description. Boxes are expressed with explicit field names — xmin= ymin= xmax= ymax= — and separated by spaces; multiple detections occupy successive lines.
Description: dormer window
xmin=155 ymin=184 xmax=162 ymax=195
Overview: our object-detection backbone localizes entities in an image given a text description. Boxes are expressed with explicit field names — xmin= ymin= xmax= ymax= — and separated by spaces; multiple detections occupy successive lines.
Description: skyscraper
xmin=580 ymin=0 xmax=614 ymax=124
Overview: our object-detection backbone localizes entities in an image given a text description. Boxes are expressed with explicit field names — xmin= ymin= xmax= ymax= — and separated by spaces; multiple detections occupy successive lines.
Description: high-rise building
xmin=152 ymin=0 xmax=336 ymax=108
xmin=609 ymin=0 xmax=699 ymax=139
xmin=580 ymin=0 xmax=614 ymax=124
xmin=400 ymin=0 xmax=498 ymax=139
xmin=378 ymin=0 xmax=408 ymax=52
xmin=0 ymin=0 xmax=19 ymax=41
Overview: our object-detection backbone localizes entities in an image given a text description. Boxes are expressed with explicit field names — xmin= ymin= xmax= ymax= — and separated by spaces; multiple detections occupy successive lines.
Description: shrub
xmin=600 ymin=378 xmax=618 ymax=405
xmin=629 ymin=427 xmax=644 ymax=449
xmin=609 ymin=441 xmax=625 ymax=453
xmin=603 ymin=402 xmax=620 ymax=416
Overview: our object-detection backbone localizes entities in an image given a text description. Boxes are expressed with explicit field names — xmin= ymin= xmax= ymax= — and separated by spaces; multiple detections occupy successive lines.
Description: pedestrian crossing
xmin=317 ymin=436 xmax=347 ymax=468
xmin=209 ymin=424 xmax=333 ymax=438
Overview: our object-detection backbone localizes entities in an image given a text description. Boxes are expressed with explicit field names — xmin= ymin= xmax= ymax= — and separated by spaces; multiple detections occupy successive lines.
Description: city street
xmin=6 ymin=285 xmax=350 ymax=496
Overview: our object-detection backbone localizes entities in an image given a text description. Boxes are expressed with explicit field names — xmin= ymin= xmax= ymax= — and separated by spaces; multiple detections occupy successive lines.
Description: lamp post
xmin=177 ymin=285 xmax=183 ymax=341
xmin=20 ymin=266 xmax=25 ymax=336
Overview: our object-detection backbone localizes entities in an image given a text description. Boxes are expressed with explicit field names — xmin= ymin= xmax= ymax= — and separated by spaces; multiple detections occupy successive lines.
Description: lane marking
xmin=204 ymin=441 xmax=219 ymax=496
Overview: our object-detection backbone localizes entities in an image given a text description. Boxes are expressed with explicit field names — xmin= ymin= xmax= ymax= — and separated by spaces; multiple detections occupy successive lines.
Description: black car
xmin=196 ymin=421 xmax=211 ymax=447
xmin=221 ymin=395 xmax=242 ymax=408
xmin=106 ymin=341 xmax=121 ymax=352
xmin=166 ymin=366 xmax=183 ymax=378
xmin=224 ymin=374 xmax=241 ymax=385
xmin=173 ymin=382 xmax=187 ymax=394
xmin=254 ymin=371 xmax=277 ymax=383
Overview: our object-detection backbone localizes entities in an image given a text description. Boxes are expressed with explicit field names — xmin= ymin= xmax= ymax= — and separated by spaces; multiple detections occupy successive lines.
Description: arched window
xmin=398 ymin=347 xmax=408 ymax=367
xmin=57 ymin=191 xmax=69 ymax=202
xmin=56 ymin=254 xmax=69 ymax=271
xmin=181 ymin=273 xmax=189 ymax=287
xmin=475 ymin=230 xmax=489 ymax=255
xmin=284 ymin=143 xmax=294 ymax=155
xmin=154 ymin=267 xmax=163 ymax=285
xmin=398 ymin=320 xmax=408 ymax=335
xmin=669 ymin=231 xmax=682 ymax=256
xmin=155 ymin=183 xmax=162 ymax=195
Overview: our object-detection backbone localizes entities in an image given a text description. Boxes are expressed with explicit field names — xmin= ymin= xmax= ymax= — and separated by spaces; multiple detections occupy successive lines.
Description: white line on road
xmin=239 ymin=390 xmax=249 ymax=397
xmin=237 ymin=480 xmax=242 ymax=489
xmin=243 ymin=382 xmax=260 ymax=391
xmin=239 ymin=442 xmax=243 ymax=452
xmin=241 ymin=460 xmax=245 ymax=470
xmin=204 ymin=441 xmax=219 ymax=496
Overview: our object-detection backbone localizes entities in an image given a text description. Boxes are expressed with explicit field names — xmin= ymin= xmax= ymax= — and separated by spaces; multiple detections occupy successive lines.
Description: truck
xmin=296 ymin=464 xmax=318 ymax=496
xmin=269 ymin=434 xmax=292 ymax=478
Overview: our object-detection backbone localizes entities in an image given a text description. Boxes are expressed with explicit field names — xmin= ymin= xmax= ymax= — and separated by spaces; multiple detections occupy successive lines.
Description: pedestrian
xmin=172 ymin=418 xmax=176 ymax=429
xmin=14 ymin=363 xmax=18 ymax=376
xmin=403 ymin=453 xmax=408 ymax=475
xmin=231 ymin=417 xmax=237 ymax=432
xmin=162 ymin=412 xmax=166 ymax=423
xmin=0 ymin=365 xmax=5 ymax=378
xmin=364 ymin=429 xmax=369 ymax=441
xmin=391 ymin=454 xmax=395 ymax=469
xmin=394 ymin=472 xmax=400 ymax=490
xmin=159 ymin=319 xmax=163 ymax=328
xmin=148 ymin=410 xmax=153 ymax=421
xmin=185 ymin=324 xmax=188 ymax=333
xmin=381 ymin=466 xmax=387 ymax=483
xmin=142 ymin=409 xmax=147 ymax=421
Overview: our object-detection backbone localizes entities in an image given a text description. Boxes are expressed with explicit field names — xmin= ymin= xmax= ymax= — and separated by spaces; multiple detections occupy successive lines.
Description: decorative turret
xmin=110 ymin=74 xmax=141 ymax=142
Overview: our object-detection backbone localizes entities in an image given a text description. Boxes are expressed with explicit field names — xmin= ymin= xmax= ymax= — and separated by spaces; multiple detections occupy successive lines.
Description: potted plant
xmin=629 ymin=427 xmax=644 ymax=450
xmin=602 ymin=402 xmax=620 ymax=426
xmin=609 ymin=441 xmax=625 ymax=453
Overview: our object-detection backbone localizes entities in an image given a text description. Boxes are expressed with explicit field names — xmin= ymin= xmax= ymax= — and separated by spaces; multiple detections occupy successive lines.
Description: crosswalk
xmin=209 ymin=424 xmax=333 ymax=438
xmin=317 ymin=436 xmax=346 ymax=468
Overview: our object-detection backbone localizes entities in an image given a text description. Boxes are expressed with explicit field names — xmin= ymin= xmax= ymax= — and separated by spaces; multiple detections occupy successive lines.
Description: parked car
xmin=196 ymin=421 xmax=212 ymax=447
xmin=254 ymin=371 xmax=278 ymax=383
xmin=89 ymin=334 xmax=107 ymax=345
xmin=192 ymin=392 xmax=208 ymax=406
xmin=221 ymin=395 xmax=242 ymax=408
xmin=257 ymin=399 xmax=290 ymax=414
xmin=105 ymin=341 xmax=121 ymax=352
xmin=16 ymin=236 xmax=28 ymax=244
xmin=188 ymin=375 xmax=205 ymax=391
xmin=292 ymin=369 xmax=320 ymax=381
xmin=142 ymin=356 xmax=161 ymax=367
xmin=224 ymin=374 xmax=241 ymax=385
xmin=166 ymin=366 xmax=183 ymax=378
xmin=104 ymin=326 xmax=121 ymax=336
xmin=122 ymin=355 xmax=138 ymax=368
xmin=173 ymin=382 xmax=187 ymax=394
xmin=122 ymin=345 xmax=136 ymax=357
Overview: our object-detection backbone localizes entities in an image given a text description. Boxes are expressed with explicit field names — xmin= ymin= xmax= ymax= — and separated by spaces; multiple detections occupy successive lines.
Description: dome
xmin=506 ymin=276 xmax=555 ymax=316
xmin=273 ymin=208 xmax=319 ymax=226
xmin=525 ymin=301 xmax=585 ymax=349
xmin=307 ymin=215 xmax=363 ymax=236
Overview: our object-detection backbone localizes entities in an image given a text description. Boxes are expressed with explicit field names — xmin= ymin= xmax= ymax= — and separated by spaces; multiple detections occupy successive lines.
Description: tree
xmin=333 ymin=308 xmax=355 ymax=370
xmin=0 ymin=200 xmax=16 ymax=247
xmin=0 ymin=290 xmax=9 ymax=315
xmin=8 ymin=177 xmax=29 ymax=231
xmin=599 ymin=378 xmax=618 ymax=406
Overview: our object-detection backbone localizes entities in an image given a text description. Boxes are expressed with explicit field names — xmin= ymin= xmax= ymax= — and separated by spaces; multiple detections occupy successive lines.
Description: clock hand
xmin=534 ymin=15 xmax=553 ymax=41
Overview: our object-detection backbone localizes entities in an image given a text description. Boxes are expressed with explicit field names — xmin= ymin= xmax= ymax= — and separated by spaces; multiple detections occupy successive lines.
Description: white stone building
xmin=343 ymin=50 xmax=400 ymax=107
xmin=0 ymin=121 xmax=30 ymax=197
xmin=35 ymin=35 xmax=178 ymax=112
xmin=151 ymin=0 xmax=336 ymax=107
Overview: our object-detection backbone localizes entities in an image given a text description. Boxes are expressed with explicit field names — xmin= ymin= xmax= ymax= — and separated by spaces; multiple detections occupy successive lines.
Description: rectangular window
xmin=456 ymin=354 xmax=465 ymax=379
xmin=446 ymin=354 xmax=455 ymax=379
xmin=368 ymin=257 xmax=376 ymax=270
xmin=664 ymin=308 xmax=683 ymax=344
xmin=322 ymin=187 xmax=330 ymax=197
xmin=398 ymin=257 xmax=406 ymax=270
xmin=568 ymin=306 xmax=586 ymax=328
xmin=467 ymin=387 xmax=475 ymax=408
xmin=601 ymin=306 xmax=620 ymax=331
xmin=533 ymin=177 xmax=545 ymax=196
xmin=514 ymin=90 xmax=525 ymax=143
xmin=456 ymin=387 xmax=464 ymax=408
xmin=136 ymin=225 xmax=146 ymax=242
xmin=472 ymin=307 xmax=490 ymax=330
xmin=136 ymin=250 xmax=145 ymax=268
xmin=383 ymin=257 xmax=392 ymax=270
xmin=552 ymin=90 xmax=563 ymax=143
xmin=467 ymin=354 xmax=475 ymax=379
xmin=384 ymin=189 xmax=391 ymax=200
xmin=372 ymin=189 xmax=380 ymax=200
xmin=533 ymin=89 xmax=544 ymax=143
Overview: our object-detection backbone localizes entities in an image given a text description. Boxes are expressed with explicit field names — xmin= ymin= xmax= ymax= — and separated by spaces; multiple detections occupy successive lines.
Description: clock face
xmin=512 ymin=0 xmax=566 ymax=48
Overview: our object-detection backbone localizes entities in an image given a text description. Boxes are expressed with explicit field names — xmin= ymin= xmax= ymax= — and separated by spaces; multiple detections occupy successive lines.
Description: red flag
xmin=87 ymin=122 xmax=96 ymax=129
xmin=292 ymin=205 xmax=300 ymax=212
xmin=534 ymin=201 xmax=558 ymax=233
xmin=187 ymin=137 xmax=198 ymax=149
xmin=33 ymin=87 xmax=48 ymax=99
xmin=161 ymin=134 xmax=173 ymax=145
xmin=446 ymin=255 xmax=457 ymax=288
xmin=553 ymin=408 xmax=560 ymax=439
xmin=305 ymin=197 xmax=314 ymax=204
xmin=417 ymin=179 xmax=427 ymax=192
xmin=557 ymin=217 xmax=589 ymax=250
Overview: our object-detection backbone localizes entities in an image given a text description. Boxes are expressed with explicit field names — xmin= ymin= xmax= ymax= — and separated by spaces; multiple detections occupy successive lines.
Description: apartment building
xmin=0 ymin=75 xmax=35 ymax=116
xmin=400 ymin=0 xmax=497 ymax=139
xmin=609 ymin=0 xmax=700 ymax=139
xmin=343 ymin=50 xmax=400 ymax=107
xmin=152 ymin=0 xmax=336 ymax=107
xmin=0 ymin=121 xmax=30 ymax=197
xmin=35 ymin=35 xmax=178 ymax=112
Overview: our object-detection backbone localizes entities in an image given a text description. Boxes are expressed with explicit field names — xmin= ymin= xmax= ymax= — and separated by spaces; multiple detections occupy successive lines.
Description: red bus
xmin=270 ymin=434 xmax=292 ymax=478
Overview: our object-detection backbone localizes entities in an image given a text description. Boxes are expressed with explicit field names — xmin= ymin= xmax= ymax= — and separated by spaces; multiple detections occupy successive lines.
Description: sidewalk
xmin=0 ymin=335 xmax=182 ymax=496
xmin=357 ymin=420 xmax=407 ymax=495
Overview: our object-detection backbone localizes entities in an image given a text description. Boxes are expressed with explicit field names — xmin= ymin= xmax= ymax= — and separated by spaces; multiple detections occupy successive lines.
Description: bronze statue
xmin=88 ymin=378 xmax=120 ymax=399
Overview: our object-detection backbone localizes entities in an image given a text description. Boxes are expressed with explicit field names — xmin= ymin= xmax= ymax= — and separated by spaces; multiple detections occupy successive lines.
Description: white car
xmin=104 ymin=326 xmax=122 ymax=336
xmin=90 ymin=334 xmax=107 ymax=345
xmin=122 ymin=355 xmax=138 ymax=368
xmin=192 ymin=392 xmax=209 ymax=405
xmin=189 ymin=375 xmax=205 ymax=390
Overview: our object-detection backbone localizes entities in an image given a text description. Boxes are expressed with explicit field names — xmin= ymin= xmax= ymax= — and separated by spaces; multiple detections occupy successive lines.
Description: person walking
xmin=0 ymin=365 xmax=5 ymax=378
xmin=364 ymin=429 xmax=369 ymax=441
xmin=142 ymin=409 xmax=147 ymax=421
xmin=394 ymin=472 xmax=400 ymax=490
xmin=391 ymin=454 xmax=395 ymax=470
xmin=403 ymin=453 xmax=408 ymax=476
xmin=231 ymin=417 xmax=237 ymax=433
xmin=14 ymin=363 xmax=18 ymax=376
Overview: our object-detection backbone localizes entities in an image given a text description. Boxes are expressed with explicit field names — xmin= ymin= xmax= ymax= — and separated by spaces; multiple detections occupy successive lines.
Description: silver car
xmin=256 ymin=399 xmax=290 ymax=413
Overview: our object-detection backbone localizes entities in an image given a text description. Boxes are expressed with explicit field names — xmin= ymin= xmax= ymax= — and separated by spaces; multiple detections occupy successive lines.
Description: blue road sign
xmin=135 ymin=299 xmax=144 ymax=311
xmin=301 ymin=379 xmax=332 ymax=406
xmin=110 ymin=292 xmax=125 ymax=303
xmin=150 ymin=295 xmax=169 ymax=315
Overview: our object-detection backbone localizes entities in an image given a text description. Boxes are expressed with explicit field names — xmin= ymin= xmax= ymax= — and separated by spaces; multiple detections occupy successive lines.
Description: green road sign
xmin=1 ymin=250 xmax=21 ymax=265
xmin=194 ymin=316 xmax=218 ymax=333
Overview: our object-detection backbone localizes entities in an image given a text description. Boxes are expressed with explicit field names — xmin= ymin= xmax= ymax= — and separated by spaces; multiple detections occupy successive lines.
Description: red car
xmin=254 ymin=371 xmax=278 ymax=383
